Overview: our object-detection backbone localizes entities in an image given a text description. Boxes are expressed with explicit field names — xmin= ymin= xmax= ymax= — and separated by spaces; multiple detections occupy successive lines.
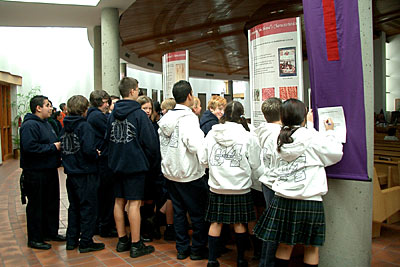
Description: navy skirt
xmin=205 ymin=191 xmax=256 ymax=224
xmin=254 ymin=195 xmax=325 ymax=246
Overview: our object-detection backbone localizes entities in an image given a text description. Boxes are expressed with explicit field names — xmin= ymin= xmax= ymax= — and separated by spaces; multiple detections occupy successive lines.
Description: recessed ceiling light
xmin=0 ymin=0 xmax=100 ymax=6
xmin=168 ymin=39 xmax=174 ymax=43
xmin=159 ymin=41 xmax=166 ymax=45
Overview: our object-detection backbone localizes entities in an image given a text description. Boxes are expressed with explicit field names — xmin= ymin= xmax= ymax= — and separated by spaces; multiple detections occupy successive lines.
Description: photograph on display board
xmin=175 ymin=63 xmax=186 ymax=82
xmin=278 ymin=47 xmax=297 ymax=77
xmin=253 ymin=88 xmax=260 ymax=101
xmin=279 ymin=86 xmax=298 ymax=100
xmin=262 ymin=87 xmax=275 ymax=101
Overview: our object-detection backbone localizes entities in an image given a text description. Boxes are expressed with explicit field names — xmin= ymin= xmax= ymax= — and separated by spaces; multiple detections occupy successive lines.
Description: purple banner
xmin=303 ymin=0 xmax=368 ymax=181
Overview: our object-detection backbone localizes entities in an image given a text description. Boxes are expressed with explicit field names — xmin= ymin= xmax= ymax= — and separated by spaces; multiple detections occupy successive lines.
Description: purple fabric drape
xmin=303 ymin=0 xmax=369 ymax=181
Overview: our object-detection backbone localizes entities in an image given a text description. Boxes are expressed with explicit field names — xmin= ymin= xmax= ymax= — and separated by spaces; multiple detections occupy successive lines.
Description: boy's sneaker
xmin=164 ymin=225 xmax=176 ymax=241
xmin=116 ymin=239 xmax=131 ymax=252
xmin=190 ymin=248 xmax=208 ymax=260
xmin=79 ymin=242 xmax=105 ymax=253
xmin=66 ymin=242 xmax=78 ymax=250
xmin=130 ymin=240 xmax=155 ymax=258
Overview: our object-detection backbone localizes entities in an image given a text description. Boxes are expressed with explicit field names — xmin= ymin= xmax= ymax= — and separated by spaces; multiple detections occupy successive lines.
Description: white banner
xmin=248 ymin=17 xmax=303 ymax=127
xmin=162 ymin=50 xmax=189 ymax=99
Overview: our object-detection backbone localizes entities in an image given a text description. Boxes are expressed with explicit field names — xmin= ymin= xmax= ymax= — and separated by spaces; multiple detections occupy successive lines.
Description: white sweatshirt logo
xmin=60 ymin=132 xmax=80 ymax=155
xmin=110 ymin=119 xmax=136 ymax=144
xmin=209 ymin=144 xmax=243 ymax=167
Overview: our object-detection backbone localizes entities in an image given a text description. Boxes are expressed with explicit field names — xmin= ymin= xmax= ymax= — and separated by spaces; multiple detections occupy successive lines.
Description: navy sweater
xmin=106 ymin=100 xmax=158 ymax=174
xmin=199 ymin=110 xmax=219 ymax=136
xmin=60 ymin=116 xmax=98 ymax=174
xmin=86 ymin=107 xmax=108 ymax=158
xmin=20 ymin=113 xmax=61 ymax=170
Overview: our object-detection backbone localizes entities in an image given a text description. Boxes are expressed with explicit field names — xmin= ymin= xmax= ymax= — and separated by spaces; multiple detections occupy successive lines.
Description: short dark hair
xmin=172 ymin=80 xmax=192 ymax=104
xmin=89 ymin=90 xmax=110 ymax=108
xmin=67 ymin=95 xmax=89 ymax=116
xmin=59 ymin=103 xmax=66 ymax=111
xmin=261 ymin=97 xmax=282 ymax=122
xmin=30 ymin=95 xmax=48 ymax=113
xmin=119 ymin=77 xmax=138 ymax=98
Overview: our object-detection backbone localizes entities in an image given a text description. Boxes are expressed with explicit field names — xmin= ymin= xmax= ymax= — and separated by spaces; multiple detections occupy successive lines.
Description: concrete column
xmin=374 ymin=32 xmax=386 ymax=113
xmin=319 ymin=0 xmax=373 ymax=266
xmin=93 ymin=25 xmax=102 ymax=91
xmin=120 ymin=62 xmax=127 ymax=79
xmin=101 ymin=8 xmax=120 ymax=96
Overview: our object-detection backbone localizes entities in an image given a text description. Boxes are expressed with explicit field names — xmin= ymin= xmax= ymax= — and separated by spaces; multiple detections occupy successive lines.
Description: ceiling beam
xmin=375 ymin=9 xmax=400 ymax=24
xmin=122 ymin=16 xmax=249 ymax=46
xmin=136 ymin=29 xmax=243 ymax=58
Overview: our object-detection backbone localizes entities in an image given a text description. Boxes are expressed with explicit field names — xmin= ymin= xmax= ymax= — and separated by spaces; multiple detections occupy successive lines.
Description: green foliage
xmin=11 ymin=86 xmax=41 ymax=148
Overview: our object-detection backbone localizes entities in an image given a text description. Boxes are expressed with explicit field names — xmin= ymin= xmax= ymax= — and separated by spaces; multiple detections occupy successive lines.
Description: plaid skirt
xmin=205 ymin=191 xmax=256 ymax=224
xmin=254 ymin=195 xmax=325 ymax=246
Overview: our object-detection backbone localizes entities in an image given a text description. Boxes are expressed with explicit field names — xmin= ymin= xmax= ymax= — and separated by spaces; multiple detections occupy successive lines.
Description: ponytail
xmin=277 ymin=125 xmax=300 ymax=152
xmin=240 ymin=115 xmax=250 ymax=132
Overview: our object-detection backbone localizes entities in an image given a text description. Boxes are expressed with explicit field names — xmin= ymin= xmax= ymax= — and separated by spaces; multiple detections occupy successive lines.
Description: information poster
xmin=162 ymin=50 xmax=189 ymax=99
xmin=248 ymin=17 xmax=303 ymax=127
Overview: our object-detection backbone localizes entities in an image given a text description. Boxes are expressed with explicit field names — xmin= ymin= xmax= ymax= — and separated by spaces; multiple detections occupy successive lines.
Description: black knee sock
xmin=304 ymin=263 xmax=318 ymax=267
xmin=119 ymin=235 xmax=128 ymax=243
xmin=235 ymin=232 xmax=248 ymax=261
xmin=250 ymin=234 xmax=261 ymax=258
xmin=275 ymin=258 xmax=289 ymax=267
xmin=208 ymin=235 xmax=219 ymax=261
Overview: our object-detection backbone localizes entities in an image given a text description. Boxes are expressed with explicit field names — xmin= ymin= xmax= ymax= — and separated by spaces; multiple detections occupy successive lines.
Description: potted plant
xmin=11 ymin=86 xmax=41 ymax=158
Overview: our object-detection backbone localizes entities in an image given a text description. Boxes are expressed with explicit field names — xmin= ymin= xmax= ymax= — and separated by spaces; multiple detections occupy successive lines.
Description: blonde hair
xmin=207 ymin=95 xmax=227 ymax=110
xmin=161 ymin=98 xmax=176 ymax=111
xmin=137 ymin=95 xmax=153 ymax=107
xmin=191 ymin=96 xmax=201 ymax=109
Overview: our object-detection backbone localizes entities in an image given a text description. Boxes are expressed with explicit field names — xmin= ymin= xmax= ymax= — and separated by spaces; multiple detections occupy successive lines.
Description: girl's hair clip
xmin=283 ymin=126 xmax=290 ymax=130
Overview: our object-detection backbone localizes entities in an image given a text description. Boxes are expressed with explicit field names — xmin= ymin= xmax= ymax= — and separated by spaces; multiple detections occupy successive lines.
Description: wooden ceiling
xmin=119 ymin=0 xmax=400 ymax=77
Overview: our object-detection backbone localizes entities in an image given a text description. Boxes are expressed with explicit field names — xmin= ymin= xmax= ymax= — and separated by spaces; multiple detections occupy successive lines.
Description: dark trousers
xmin=66 ymin=173 xmax=99 ymax=246
xmin=167 ymin=178 xmax=208 ymax=253
xmin=24 ymin=168 xmax=60 ymax=242
xmin=260 ymin=184 xmax=278 ymax=267
xmin=97 ymin=160 xmax=115 ymax=233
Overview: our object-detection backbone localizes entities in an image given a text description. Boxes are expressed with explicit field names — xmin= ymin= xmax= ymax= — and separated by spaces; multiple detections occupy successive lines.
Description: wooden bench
xmin=373 ymin=168 xmax=400 ymax=238
xmin=374 ymin=159 xmax=400 ymax=187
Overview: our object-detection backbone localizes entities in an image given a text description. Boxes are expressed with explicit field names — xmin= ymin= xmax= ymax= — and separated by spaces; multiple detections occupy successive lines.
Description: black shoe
xmin=28 ymin=241 xmax=51 ymax=250
xmin=66 ymin=243 xmax=78 ymax=250
xmin=237 ymin=259 xmax=248 ymax=267
xmin=207 ymin=261 xmax=220 ymax=267
xmin=116 ymin=239 xmax=131 ymax=252
xmin=44 ymin=234 xmax=67 ymax=242
xmin=164 ymin=225 xmax=176 ymax=241
xmin=141 ymin=234 xmax=153 ymax=243
xmin=79 ymin=242 xmax=105 ymax=253
xmin=177 ymin=249 xmax=190 ymax=260
xmin=190 ymin=249 xmax=208 ymax=260
xmin=130 ymin=241 xmax=155 ymax=258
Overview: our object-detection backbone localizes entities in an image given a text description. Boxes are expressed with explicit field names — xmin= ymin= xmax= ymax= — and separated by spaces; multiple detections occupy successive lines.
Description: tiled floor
xmin=0 ymin=158 xmax=399 ymax=266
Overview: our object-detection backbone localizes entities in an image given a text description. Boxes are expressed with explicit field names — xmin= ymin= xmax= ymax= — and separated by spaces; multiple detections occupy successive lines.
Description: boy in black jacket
xmin=20 ymin=95 xmax=63 ymax=250
xmin=60 ymin=95 xmax=104 ymax=253
xmin=106 ymin=77 xmax=159 ymax=258
xmin=87 ymin=90 xmax=117 ymax=238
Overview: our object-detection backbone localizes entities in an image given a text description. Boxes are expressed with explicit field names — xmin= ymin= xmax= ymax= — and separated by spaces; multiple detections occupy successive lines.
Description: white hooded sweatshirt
xmin=158 ymin=104 xmax=205 ymax=183
xmin=269 ymin=123 xmax=343 ymax=201
xmin=200 ymin=122 xmax=262 ymax=195
xmin=254 ymin=122 xmax=282 ymax=190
